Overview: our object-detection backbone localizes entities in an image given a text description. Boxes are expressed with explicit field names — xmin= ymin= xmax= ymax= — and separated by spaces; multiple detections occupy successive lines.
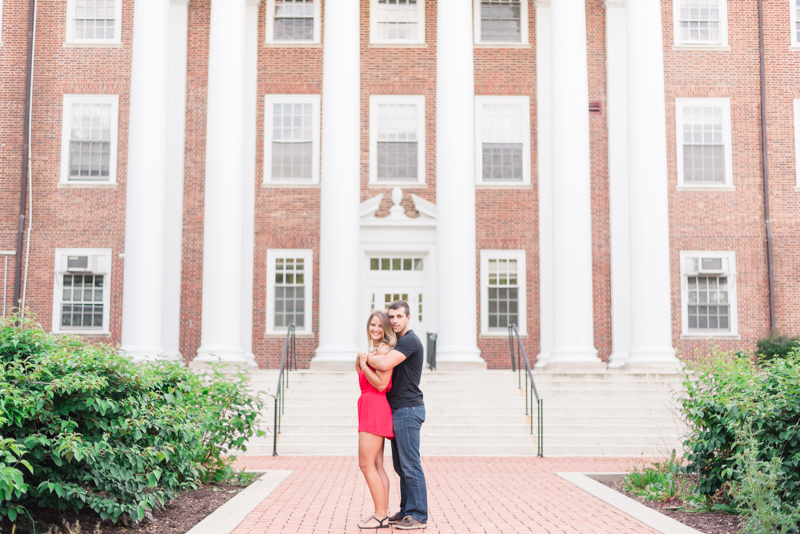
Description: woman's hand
xmin=359 ymin=351 xmax=369 ymax=369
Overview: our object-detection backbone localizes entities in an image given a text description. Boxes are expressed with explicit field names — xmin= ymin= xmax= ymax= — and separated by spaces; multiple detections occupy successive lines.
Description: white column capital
xmin=170 ymin=0 xmax=190 ymax=7
xmin=602 ymin=0 xmax=625 ymax=9
xmin=245 ymin=0 xmax=261 ymax=7
xmin=534 ymin=0 xmax=550 ymax=7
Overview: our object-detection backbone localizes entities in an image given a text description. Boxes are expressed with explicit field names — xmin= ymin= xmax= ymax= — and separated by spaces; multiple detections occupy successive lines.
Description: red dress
xmin=358 ymin=366 xmax=394 ymax=439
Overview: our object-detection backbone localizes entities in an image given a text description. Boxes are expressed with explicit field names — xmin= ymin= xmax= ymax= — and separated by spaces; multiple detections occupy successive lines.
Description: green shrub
xmin=731 ymin=423 xmax=800 ymax=534
xmin=0 ymin=314 xmax=265 ymax=525
xmin=680 ymin=347 xmax=800 ymax=510
xmin=756 ymin=334 xmax=800 ymax=362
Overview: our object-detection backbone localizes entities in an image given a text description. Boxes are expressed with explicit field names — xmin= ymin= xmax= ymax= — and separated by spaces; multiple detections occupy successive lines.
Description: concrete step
xmin=246 ymin=443 xmax=541 ymax=456
xmin=541 ymin=433 xmax=682 ymax=446
xmin=276 ymin=423 xmax=533 ymax=436
xmin=276 ymin=431 xmax=537 ymax=446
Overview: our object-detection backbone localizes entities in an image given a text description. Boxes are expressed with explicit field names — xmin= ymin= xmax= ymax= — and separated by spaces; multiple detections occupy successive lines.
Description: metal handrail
xmin=272 ymin=324 xmax=296 ymax=456
xmin=508 ymin=324 xmax=543 ymax=457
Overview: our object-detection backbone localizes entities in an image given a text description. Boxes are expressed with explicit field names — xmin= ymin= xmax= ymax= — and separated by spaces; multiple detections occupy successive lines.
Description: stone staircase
xmin=242 ymin=368 xmax=686 ymax=457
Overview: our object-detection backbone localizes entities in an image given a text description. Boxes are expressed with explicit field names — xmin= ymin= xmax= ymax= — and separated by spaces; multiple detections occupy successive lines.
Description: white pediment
xmin=359 ymin=187 xmax=436 ymax=227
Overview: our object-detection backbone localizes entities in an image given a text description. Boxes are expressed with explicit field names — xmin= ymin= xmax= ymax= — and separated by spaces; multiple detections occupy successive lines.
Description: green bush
xmin=0 ymin=315 xmax=265 ymax=525
xmin=680 ymin=347 xmax=800 ymax=511
xmin=756 ymin=334 xmax=800 ymax=362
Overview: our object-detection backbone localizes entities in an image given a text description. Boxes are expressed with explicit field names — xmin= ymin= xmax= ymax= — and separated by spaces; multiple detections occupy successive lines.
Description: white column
xmin=603 ymin=0 xmax=631 ymax=368
xmin=240 ymin=0 xmax=261 ymax=366
xmin=161 ymin=0 xmax=190 ymax=360
xmin=435 ymin=0 xmax=484 ymax=368
xmin=534 ymin=0 xmax=553 ymax=368
xmin=120 ymin=0 xmax=171 ymax=360
xmin=625 ymin=0 xmax=678 ymax=366
xmin=195 ymin=0 xmax=248 ymax=363
xmin=548 ymin=0 xmax=600 ymax=365
xmin=312 ymin=0 xmax=361 ymax=364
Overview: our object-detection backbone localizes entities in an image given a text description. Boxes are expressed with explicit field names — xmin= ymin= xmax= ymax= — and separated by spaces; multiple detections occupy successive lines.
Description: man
xmin=358 ymin=300 xmax=428 ymax=530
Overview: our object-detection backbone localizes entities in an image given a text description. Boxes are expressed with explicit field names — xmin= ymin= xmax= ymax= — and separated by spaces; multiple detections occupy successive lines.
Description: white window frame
xmin=480 ymin=250 xmax=527 ymax=336
xmin=369 ymin=95 xmax=426 ymax=186
xmin=59 ymin=94 xmax=119 ymax=186
xmin=792 ymin=0 xmax=800 ymax=48
xmin=675 ymin=97 xmax=733 ymax=190
xmin=265 ymin=0 xmax=321 ymax=45
xmin=266 ymin=249 xmax=313 ymax=336
xmin=672 ymin=0 xmax=729 ymax=48
xmin=263 ymin=94 xmax=321 ymax=185
xmin=369 ymin=0 xmax=425 ymax=45
xmin=51 ymin=248 xmax=112 ymax=335
xmin=795 ymin=100 xmax=800 ymax=189
xmin=680 ymin=250 xmax=738 ymax=338
xmin=474 ymin=95 xmax=531 ymax=186
xmin=474 ymin=0 xmax=529 ymax=46
xmin=0 ymin=0 xmax=4 ymax=45
xmin=65 ymin=0 xmax=122 ymax=45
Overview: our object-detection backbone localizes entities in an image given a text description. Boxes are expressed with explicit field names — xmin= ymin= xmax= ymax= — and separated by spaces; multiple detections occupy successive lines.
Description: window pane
xmin=273 ymin=256 xmax=306 ymax=330
xmin=74 ymin=0 xmax=116 ymax=41
xmin=61 ymin=274 xmax=104 ymax=330
xmin=481 ymin=0 xmax=521 ymax=42
xmin=687 ymin=274 xmax=730 ymax=332
xmin=487 ymin=256 xmax=520 ymax=330
xmin=376 ymin=0 xmax=419 ymax=41
xmin=682 ymin=105 xmax=726 ymax=184
xmin=376 ymin=102 xmax=419 ymax=182
xmin=68 ymin=102 xmax=113 ymax=181
xmin=274 ymin=0 xmax=314 ymax=41
xmin=678 ymin=0 xmax=722 ymax=44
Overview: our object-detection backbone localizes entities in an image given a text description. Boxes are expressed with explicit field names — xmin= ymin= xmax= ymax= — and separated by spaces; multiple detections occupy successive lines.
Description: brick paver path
xmin=233 ymin=456 xmax=658 ymax=534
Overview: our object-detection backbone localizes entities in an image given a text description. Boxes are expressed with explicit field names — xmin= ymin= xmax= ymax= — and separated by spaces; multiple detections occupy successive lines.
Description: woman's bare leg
xmin=358 ymin=432 xmax=388 ymax=517
xmin=375 ymin=439 xmax=390 ymax=509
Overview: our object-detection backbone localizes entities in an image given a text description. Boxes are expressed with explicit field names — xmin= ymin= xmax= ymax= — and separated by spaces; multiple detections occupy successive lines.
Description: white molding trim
xmin=672 ymin=0 xmax=728 ymax=48
xmin=65 ymin=0 xmax=123 ymax=45
xmin=368 ymin=95 xmax=426 ymax=186
xmin=479 ymin=249 xmax=527 ymax=336
xmin=59 ymin=94 xmax=119 ymax=186
xmin=265 ymin=0 xmax=321 ymax=44
xmin=679 ymin=250 xmax=738 ymax=337
xmin=266 ymin=249 xmax=314 ymax=336
xmin=474 ymin=0 xmax=529 ymax=45
xmin=675 ymin=97 xmax=733 ymax=189
xmin=792 ymin=0 xmax=800 ymax=48
xmin=52 ymin=248 xmax=113 ymax=335
xmin=263 ymin=94 xmax=321 ymax=185
xmin=474 ymin=95 xmax=532 ymax=186
xmin=369 ymin=0 xmax=425 ymax=45
xmin=795 ymin=99 xmax=800 ymax=188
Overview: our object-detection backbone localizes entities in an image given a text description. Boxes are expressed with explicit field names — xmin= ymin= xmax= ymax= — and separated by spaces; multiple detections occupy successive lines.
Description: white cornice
xmin=602 ymin=0 xmax=625 ymax=8
xmin=533 ymin=0 xmax=550 ymax=7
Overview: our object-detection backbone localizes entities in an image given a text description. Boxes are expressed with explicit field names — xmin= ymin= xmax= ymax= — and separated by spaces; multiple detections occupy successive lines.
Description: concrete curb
xmin=556 ymin=472 xmax=703 ymax=534
xmin=186 ymin=470 xmax=292 ymax=534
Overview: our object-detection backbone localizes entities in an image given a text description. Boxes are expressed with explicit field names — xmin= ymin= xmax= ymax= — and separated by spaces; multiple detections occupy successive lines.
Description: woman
xmin=356 ymin=310 xmax=396 ymax=529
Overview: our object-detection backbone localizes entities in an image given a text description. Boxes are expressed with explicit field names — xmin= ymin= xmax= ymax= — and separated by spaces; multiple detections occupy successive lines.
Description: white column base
xmin=607 ymin=351 xmax=630 ymax=368
xmin=435 ymin=346 xmax=486 ymax=370
xmin=194 ymin=345 xmax=256 ymax=366
xmin=120 ymin=347 xmax=182 ymax=362
xmin=312 ymin=345 xmax=360 ymax=362
xmin=626 ymin=346 xmax=679 ymax=365
xmin=548 ymin=346 xmax=601 ymax=364
xmin=622 ymin=359 xmax=682 ymax=374
xmin=534 ymin=351 xmax=552 ymax=368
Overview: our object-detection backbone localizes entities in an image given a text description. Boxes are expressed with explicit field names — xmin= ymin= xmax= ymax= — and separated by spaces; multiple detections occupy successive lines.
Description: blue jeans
xmin=390 ymin=406 xmax=428 ymax=522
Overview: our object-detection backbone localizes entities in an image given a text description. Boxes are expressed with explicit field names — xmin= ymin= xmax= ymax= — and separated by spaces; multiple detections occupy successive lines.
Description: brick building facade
xmin=1 ymin=0 xmax=798 ymax=369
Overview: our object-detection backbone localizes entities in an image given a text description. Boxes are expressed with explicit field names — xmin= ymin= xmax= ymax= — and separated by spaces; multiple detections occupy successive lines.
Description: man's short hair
xmin=388 ymin=300 xmax=410 ymax=317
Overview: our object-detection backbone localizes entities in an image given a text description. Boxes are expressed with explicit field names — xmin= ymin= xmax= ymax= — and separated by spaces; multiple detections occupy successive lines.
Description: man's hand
xmin=367 ymin=349 xmax=407 ymax=372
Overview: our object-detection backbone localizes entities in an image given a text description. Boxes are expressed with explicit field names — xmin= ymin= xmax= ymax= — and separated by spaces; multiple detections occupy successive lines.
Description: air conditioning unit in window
xmin=698 ymin=257 xmax=724 ymax=274
xmin=66 ymin=255 xmax=96 ymax=273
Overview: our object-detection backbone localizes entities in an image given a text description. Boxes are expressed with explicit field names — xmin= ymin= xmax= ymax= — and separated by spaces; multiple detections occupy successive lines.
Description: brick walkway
xmin=233 ymin=456 xmax=658 ymax=534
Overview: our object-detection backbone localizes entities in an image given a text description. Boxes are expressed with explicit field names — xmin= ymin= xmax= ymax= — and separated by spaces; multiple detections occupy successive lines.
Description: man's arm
xmin=367 ymin=349 xmax=406 ymax=371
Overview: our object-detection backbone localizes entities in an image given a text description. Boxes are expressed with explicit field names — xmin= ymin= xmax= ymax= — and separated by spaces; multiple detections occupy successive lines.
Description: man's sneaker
xmin=394 ymin=516 xmax=427 ymax=530
xmin=387 ymin=512 xmax=405 ymax=525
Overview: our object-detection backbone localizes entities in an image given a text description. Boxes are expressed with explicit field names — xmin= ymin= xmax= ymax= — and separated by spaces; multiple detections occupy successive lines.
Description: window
xmin=480 ymin=250 xmax=527 ymax=335
xmin=369 ymin=95 xmax=426 ymax=185
xmin=675 ymin=98 xmax=733 ymax=189
xmin=370 ymin=0 xmax=425 ymax=44
xmin=793 ymin=0 xmax=800 ymax=47
xmin=65 ymin=0 xmax=122 ymax=45
xmin=474 ymin=0 xmax=528 ymax=45
xmin=51 ymin=249 xmax=112 ymax=335
xmin=265 ymin=0 xmax=321 ymax=44
xmin=369 ymin=257 xmax=424 ymax=271
xmin=795 ymin=100 xmax=800 ymax=188
xmin=263 ymin=94 xmax=321 ymax=184
xmin=59 ymin=95 xmax=119 ymax=185
xmin=266 ymin=249 xmax=313 ymax=335
xmin=673 ymin=0 xmax=728 ymax=47
xmin=680 ymin=251 xmax=738 ymax=337
xmin=475 ymin=96 xmax=531 ymax=185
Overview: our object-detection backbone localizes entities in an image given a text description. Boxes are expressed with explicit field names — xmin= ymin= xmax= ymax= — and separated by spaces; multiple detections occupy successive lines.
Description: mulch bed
xmin=4 ymin=480 xmax=253 ymax=534
xmin=602 ymin=480 xmax=742 ymax=534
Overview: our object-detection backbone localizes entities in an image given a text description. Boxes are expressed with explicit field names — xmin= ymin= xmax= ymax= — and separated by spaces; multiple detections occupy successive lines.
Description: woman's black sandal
xmin=358 ymin=515 xmax=389 ymax=529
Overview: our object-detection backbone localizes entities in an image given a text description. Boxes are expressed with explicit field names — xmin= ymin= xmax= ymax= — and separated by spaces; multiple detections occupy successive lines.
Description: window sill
xmin=476 ymin=183 xmax=533 ymax=189
xmin=368 ymin=42 xmax=427 ymax=48
xmin=53 ymin=331 xmax=111 ymax=337
xmin=265 ymin=332 xmax=315 ymax=338
xmin=480 ymin=332 xmax=528 ymax=338
xmin=794 ymin=186 xmax=800 ymax=192
xmin=680 ymin=333 xmax=740 ymax=340
xmin=368 ymin=183 xmax=427 ymax=189
xmin=63 ymin=42 xmax=123 ymax=48
xmin=59 ymin=182 xmax=118 ymax=188
xmin=790 ymin=45 xmax=800 ymax=51
xmin=676 ymin=185 xmax=735 ymax=192
xmin=264 ymin=42 xmax=322 ymax=48
xmin=672 ymin=44 xmax=730 ymax=51
xmin=474 ymin=43 xmax=530 ymax=49
xmin=261 ymin=182 xmax=320 ymax=188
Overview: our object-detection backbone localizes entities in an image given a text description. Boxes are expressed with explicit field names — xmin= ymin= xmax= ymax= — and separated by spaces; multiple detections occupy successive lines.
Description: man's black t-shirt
xmin=386 ymin=329 xmax=425 ymax=410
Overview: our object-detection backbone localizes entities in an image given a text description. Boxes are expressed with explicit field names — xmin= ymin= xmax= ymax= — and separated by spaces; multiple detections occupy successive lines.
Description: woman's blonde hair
xmin=366 ymin=310 xmax=397 ymax=349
